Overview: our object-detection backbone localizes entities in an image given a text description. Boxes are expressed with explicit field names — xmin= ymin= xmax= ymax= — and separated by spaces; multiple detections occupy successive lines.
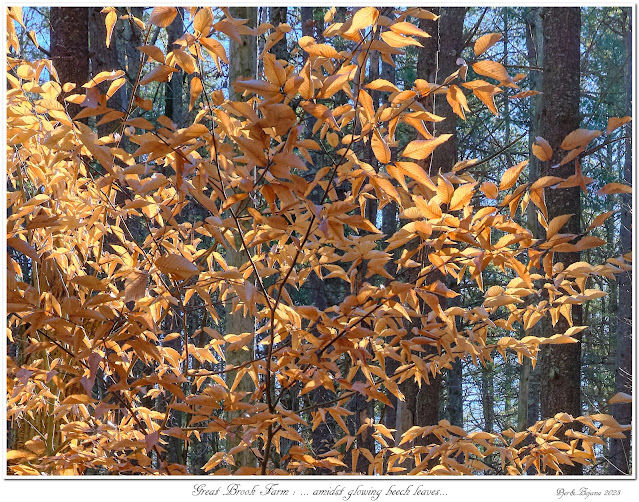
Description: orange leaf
xmin=509 ymin=90 xmax=541 ymax=99
xmin=149 ymin=7 xmax=178 ymax=28
xmin=480 ymin=181 xmax=498 ymax=199
xmin=7 ymin=237 xmax=39 ymax=262
xmin=172 ymin=48 xmax=197 ymax=74
xmin=156 ymin=254 xmax=200 ymax=280
xmin=193 ymin=7 xmax=213 ymax=36
xmin=532 ymin=136 xmax=553 ymax=161
xmin=560 ymin=128 xmax=602 ymax=150
xmin=449 ymin=183 xmax=476 ymax=211
xmin=190 ymin=77 xmax=203 ymax=111
xmin=474 ymin=33 xmax=503 ymax=56
xmin=365 ymin=79 xmax=399 ymax=93
xmin=371 ymin=128 xmax=391 ymax=164
xmin=402 ymin=134 xmax=452 ymax=160
xmin=586 ymin=211 xmax=614 ymax=232
xmin=597 ymin=182 xmax=632 ymax=195
xmin=139 ymin=65 xmax=179 ymax=86
xmin=104 ymin=9 xmax=117 ymax=48
xmin=345 ymin=7 xmax=379 ymax=35
xmin=472 ymin=60 xmax=517 ymax=88
xmin=546 ymin=214 xmax=573 ymax=239
xmin=389 ymin=21 xmax=430 ymax=38
xmin=381 ymin=31 xmax=422 ymax=48
xmin=608 ymin=392 xmax=632 ymax=404
xmin=606 ymin=116 xmax=632 ymax=134
xmin=447 ymin=84 xmax=469 ymax=120
xmin=499 ymin=160 xmax=528 ymax=190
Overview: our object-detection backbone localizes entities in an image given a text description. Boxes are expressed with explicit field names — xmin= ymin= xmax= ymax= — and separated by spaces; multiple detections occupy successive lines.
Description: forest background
xmin=4 ymin=3 xmax=635 ymax=484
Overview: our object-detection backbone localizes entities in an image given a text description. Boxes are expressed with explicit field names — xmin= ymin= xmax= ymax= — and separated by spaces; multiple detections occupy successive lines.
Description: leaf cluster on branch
xmin=6 ymin=6 xmax=632 ymax=475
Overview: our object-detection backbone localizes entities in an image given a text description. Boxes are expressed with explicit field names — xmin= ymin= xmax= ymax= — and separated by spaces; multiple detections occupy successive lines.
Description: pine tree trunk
xmin=269 ymin=7 xmax=288 ymax=61
xmin=50 ymin=8 xmax=89 ymax=120
xmin=224 ymin=6 xmax=258 ymax=472
xmin=538 ymin=7 xmax=583 ymax=475
xmin=608 ymin=9 xmax=632 ymax=476
xmin=165 ymin=9 xmax=185 ymax=126
xmin=394 ymin=6 xmax=466 ymax=457
xmin=519 ymin=7 xmax=543 ymax=432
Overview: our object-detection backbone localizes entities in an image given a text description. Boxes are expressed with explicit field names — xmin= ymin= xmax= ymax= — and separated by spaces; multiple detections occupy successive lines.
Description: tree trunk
xmin=519 ymin=7 xmax=543 ymax=433
xmin=394 ymin=7 xmax=466 ymax=456
xmin=50 ymin=8 xmax=89 ymax=120
xmin=225 ymin=6 xmax=258 ymax=472
xmin=165 ymin=9 xmax=185 ymax=126
xmin=538 ymin=7 xmax=583 ymax=475
xmin=269 ymin=7 xmax=288 ymax=61
xmin=608 ymin=9 xmax=632 ymax=476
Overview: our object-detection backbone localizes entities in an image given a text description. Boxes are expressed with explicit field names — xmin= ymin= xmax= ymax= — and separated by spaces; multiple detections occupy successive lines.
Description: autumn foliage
xmin=6 ymin=6 xmax=632 ymax=475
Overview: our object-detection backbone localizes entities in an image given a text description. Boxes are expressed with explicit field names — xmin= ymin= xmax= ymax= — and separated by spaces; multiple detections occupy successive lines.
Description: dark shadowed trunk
xmin=608 ymin=9 xmax=632 ymax=476
xmin=538 ymin=7 xmax=583 ymax=475
xmin=50 ymin=8 xmax=89 ymax=120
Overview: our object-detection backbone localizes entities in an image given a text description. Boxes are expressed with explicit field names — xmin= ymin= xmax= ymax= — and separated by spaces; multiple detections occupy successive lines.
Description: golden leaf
xmin=156 ymin=254 xmax=200 ymax=280
xmin=389 ymin=21 xmax=430 ymax=38
xmin=345 ymin=7 xmax=379 ymax=35
xmin=139 ymin=65 xmax=179 ymax=86
xmin=532 ymin=136 xmax=553 ymax=161
xmin=172 ymin=48 xmax=197 ymax=74
xmin=472 ymin=60 xmax=517 ymax=88
xmin=104 ymin=9 xmax=117 ymax=48
xmin=124 ymin=270 xmax=149 ymax=303
xmin=499 ymin=160 xmax=528 ymax=190
xmin=365 ymin=78 xmax=399 ymax=93
xmin=474 ymin=33 xmax=503 ymax=57
xmin=546 ymin=214 xmax=573 ymax=239
xmin=597 ymin=182 xmax=632 ymax=195
xmin=560 ymin=128 xmax=602 ymax=150
xmin=586 ymin=211 xmax=614 ymax=232
xmin=606 ymin=116 xmax=632 ymax=135
xmin=138 ymin=45 xmax=164 ymax=64
xmin=149 ymin=7 xmax=178 ymax=28
xmin=371 ymin=128 xmax=391 ymax=164
xmin=381 ymin=31 xmax=422 ymax=48
xmin=189 ymin=77 xmax=203 ymax=111
xmin=480 ymin=181 xmax=498 ymax=199
xmin=449 ymin=183 xmax=476 ymax=211
xmin=447 ymin=84 xmax=469 ymax=120
xmin=402 ymin=134 xmax=452 ymax=160
xmin=193 ymin=7 xmax=213 ymax=36
xmin=608 ymin=393 xmax=632 ymax=404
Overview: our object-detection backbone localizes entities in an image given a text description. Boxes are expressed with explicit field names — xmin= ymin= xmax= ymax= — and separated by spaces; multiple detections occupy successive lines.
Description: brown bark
xmin=608 ymin=10 xmax=632 ymax=476
xmin=519 ymin=7 xmax=543 ymax=433
xmin=269 ymin=7 xmax=288 ymax=61
xmin=394 ymin=7 xmax=466 ymax=457
xmin=88 ymin=8 xmax=121 ymax=137
xmin=165 ymin=9 xmax=185 ymax=125
xmin=538 ymin=7 xmax=583 ymax=475
xmin=225 ymin=6 xmax=258 ymax=472
xmin=50 ymin=8 xmax=89 ymax=120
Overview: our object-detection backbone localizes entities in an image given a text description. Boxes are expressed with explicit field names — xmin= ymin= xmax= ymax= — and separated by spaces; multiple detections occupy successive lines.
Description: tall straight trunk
xmin=380 ymin=48 xmax=399 ymax=436
xmin=608 ymin=10 xmax=632 ymax=476
xmin=165 ymin=9 xmax=185 ymax=126
xmin=225 ymin=6 xmax=258 ymax=471
xmin=394 ymin=7 xmax=466 ymax=450
xmin=269 ymin=7 xmax=288 ymax=61
xmin=519 ymin=7 xmax=543 ymax=432
xmin=538 ymin=7 xmax=582 ymax=475
xmin=89 ymin=8 xmax=122 ymax=137
xmin=438 ymin=6 xmax=466 ymax=431
xmin=296 ymin=6 xmax=337 ymax=470
xmin=50 ymin=8 xmax=89 ymax=120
